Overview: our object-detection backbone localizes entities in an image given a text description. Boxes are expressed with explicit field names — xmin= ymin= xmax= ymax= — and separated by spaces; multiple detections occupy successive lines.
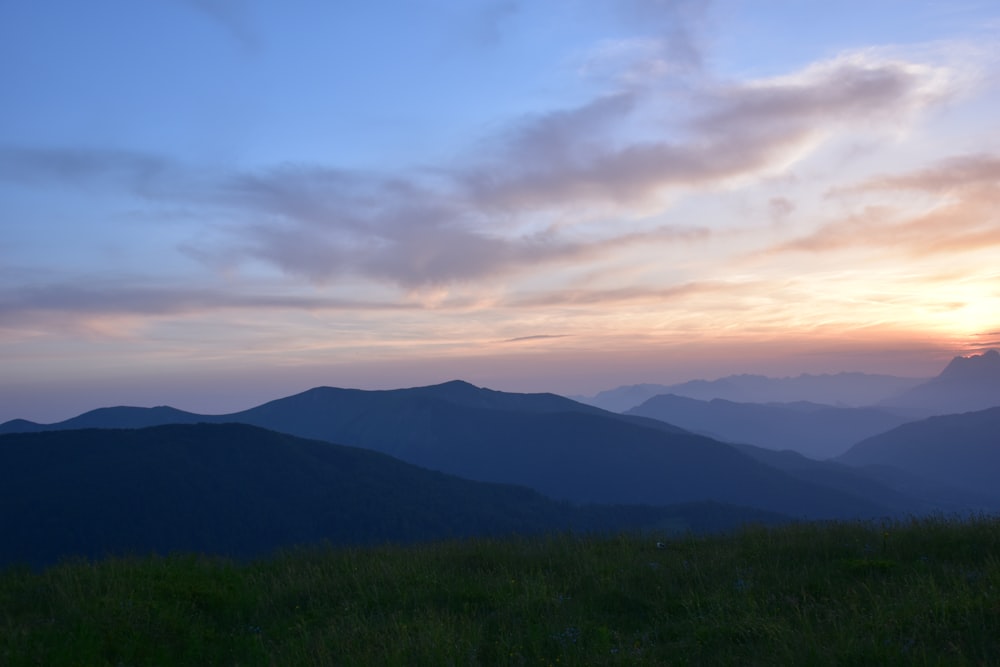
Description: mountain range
xmin=878 ymin=350 xmax=1000 ymax=415
xmin=573 ymin=373 xmax=927 ymax=413
xmin=837 ymin=406 xmax=1000 ymax=500
xmin=1 ymin=422 xmax=789 ymax=568
xmin=0 ymin=382 xmax=896 ymax=518
xmin=625 ymin=395 xmax=912 ymax=459
xmin=574 ymin=351 xmax=1000 ymax=416
xmin=3 ymin=353 xmax=998 ymax=568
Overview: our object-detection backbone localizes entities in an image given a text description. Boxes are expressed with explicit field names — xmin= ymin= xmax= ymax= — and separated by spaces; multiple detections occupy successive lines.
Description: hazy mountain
xmin=575 ymin=372 xmax=926 ymax=413
xmin=0 ymin=405 xmax=205 ymax=434
xmin=0 ymin=423 xmax=790 ymax=569
xmin=0 ymin=381 xmax=904 ymax=520
xmin=728 ymin=443 xmax=991 ymax=514
xmin=0 ymin=381 xmax=684 ymax=436
xmin=837 ymin=406 xmax=1000 ymax=504
xmin=880 ymin=350 xmax=1000 ymax=415
xmin=625 ymin=394 xmax=912 ymax=459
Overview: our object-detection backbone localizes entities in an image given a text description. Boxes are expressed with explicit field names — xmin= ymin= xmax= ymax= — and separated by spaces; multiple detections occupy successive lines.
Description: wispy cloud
xmin=0 ymin=283 xmax=408 ymax=333
xmin=473 ymin=0 xmax=520 ymax=47
xmin=0 ymin=46 xmax=971 ymax=307
xmin=0 ymin=146 xmax=172 ymax=194
xmin=501 ymin=334 xmax=570 ymax=343
xmin=461 ymin=52 xmax=954 ymax=216
xmin=173 ymin=0 xmax=261 ymax=52
xmin=768 ymin=152 xmax=1000 ymax=257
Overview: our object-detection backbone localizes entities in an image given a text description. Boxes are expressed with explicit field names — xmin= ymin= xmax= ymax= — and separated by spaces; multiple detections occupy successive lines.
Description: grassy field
xmin=2 ymin=515 xmax=999 ymax=665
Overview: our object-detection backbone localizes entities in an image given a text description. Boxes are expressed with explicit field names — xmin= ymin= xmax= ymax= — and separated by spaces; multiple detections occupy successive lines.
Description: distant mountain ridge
xmin=0 ymin=380 xmax=913 ymax=520
xmin=1 ymin=423 xmax=788 ymax=568
xmin=574 ymin=372 xmax=926 ymax=413
xmin=837 ymin=406 xmax=1000 ymax=503
xmin=880 ymin=350 xmax=1000 ymax=415
xmin=625 ymin=394 xmax=912 ymax=459
xmin=574 ymin=350 xmax=1000 ymax=416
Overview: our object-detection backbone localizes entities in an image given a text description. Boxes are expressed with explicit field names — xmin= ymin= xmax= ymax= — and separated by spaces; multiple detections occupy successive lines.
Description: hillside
xmin=881 ymin=350 xmax=1000 ymax=415
xmin=0 ymin=381 xmax=934 ymax=519
xmin=0 ymin=423 xmax=790 ymax=569
xmin=626 ymin=394 xmax=911 ymax=459
xmin=0 ymin=382 xmax=915 ymax=518
xmin=837 ymin=406 xmax=1000 ymax=504
xmin=575 ymin=372 xmax=925 ymax=412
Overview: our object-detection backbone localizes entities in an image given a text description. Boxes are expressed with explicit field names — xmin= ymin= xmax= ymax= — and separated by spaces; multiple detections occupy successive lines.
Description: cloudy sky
xmin=2 ymin=0 xmax=999 ymax=421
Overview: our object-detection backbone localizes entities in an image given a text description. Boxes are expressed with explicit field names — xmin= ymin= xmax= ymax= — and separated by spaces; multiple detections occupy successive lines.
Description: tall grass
xmin=2 ymin=515 xmax=998 ymax=665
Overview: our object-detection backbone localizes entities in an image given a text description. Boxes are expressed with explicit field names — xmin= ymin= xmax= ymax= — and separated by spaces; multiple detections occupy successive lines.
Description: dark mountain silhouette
xmin=0 ymin=423 xmax=789 ymax=569
xmin=0 ymin=381 xmax=684 ymax=436
xmin=0 ymin=405 xmax=205 ymax=434
xmin=880 ymin=350 xmax=1000 ymax=415
xmin=837 ymin=406 xmax=1000 ymax=505
xmin=0 ymin=381 xmax=904 ymax=519
xmin=575 ymin=372 xmax=925 ymax=412
xmin=728 ymin=443 xmax=988 ymax=514
xmin=625 ymin=394 xmax=912 ymax=459
xmin=200 ymin=384 xmax=934 ymax=517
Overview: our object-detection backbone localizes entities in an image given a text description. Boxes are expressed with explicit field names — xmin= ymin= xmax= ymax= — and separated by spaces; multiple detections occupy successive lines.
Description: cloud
xmin=0 ymin=283 xmax=406 ymax=330
xmin=461 ymin=53 xmax=953 ymax=215
xmin=769 ymin=152 xmax=1000 ymax=257
xmin=768 ymin=197 xmax=795 ymax=224
xmin=610 ymin=0 xmax=711 ymax=73
xmin=501 ymin=334 xmax=570 ymax=343
xmin=174 ymin=0 xmax=261 ymax=52
xmin=852 ymin=153 xmax=1000 ymax=192
xmin=693 ymin=54 xmax=951 ymax=134
xmin=473 ymin=0 xmax=519 ymax=47
xmin=0 ymin=146 xmax=172 ymax=194
xmin=1 ymin=48 xmax=965 ymax=297
xmin=508 ymin=280 xmax=731 ymax=308
xmin=226 ymin=168 xmax=710 ymax=286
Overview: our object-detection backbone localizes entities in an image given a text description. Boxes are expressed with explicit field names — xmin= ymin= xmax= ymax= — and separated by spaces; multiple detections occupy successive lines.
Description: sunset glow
xmin=2 ymin=1 xmax=999 ymax=422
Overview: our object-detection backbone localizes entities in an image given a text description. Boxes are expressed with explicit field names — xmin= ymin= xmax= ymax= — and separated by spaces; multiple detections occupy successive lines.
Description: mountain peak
xmin=937 ymin=349 xmax=1000 ymax=383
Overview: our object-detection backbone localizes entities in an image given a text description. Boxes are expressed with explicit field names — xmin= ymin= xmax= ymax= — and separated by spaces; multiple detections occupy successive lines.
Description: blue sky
xmin=2 ymin=0 xmax=999 ymax=421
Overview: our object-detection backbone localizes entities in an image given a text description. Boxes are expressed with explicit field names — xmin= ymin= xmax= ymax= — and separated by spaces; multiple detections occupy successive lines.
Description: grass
xmin=2 ymin=515 xmax=999 ymax=665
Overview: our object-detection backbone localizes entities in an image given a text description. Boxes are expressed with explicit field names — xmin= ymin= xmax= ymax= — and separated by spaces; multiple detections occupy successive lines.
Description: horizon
xmin=7 ymin=349 xmax=996 ymax=425
xmin=3 ymin=2 xmax=999 ymax=423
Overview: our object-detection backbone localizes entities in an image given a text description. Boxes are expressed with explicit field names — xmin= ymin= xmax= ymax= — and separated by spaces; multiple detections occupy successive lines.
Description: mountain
xmin=728 ymin=443 xmax=990 ymax=514
xmin=0 ymin=381 xmax=684 ymax=436
xmin=837 ymin=406 xmax=1000 ymax=505
xmin=575 ymin=372 xmax=926 ymax=413
xmin=0 ymin=405 xmax=205 ymax=434
xmin=0 ymin=423 xmax=789 ymax=569
xmin=0 ymin=381 xmax=905 ymax=520
xmin=625 ymin=394 xmax=912 ymax=459
xmin=880 ymin=350 xmax=1000 ymax=415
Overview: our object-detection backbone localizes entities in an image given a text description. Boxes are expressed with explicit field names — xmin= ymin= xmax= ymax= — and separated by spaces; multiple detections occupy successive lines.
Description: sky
xmin=2 ymin=0 xmax=999 ymax=422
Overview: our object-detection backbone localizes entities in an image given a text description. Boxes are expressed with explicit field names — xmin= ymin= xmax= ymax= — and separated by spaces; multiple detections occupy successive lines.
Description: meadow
xmin=2 ymin=515 xmax=998 ymax=665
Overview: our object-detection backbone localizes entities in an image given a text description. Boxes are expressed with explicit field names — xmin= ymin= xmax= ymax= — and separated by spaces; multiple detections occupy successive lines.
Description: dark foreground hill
xmin=625 ymin=394 xmax=911 ymax=459
xmin=837 ymin=406 xmax=1000 ymax=504
xmin=0 ymin=381 xmax=930 ymax=519
xmin=0 ymin=423 xmax=786 ymax=569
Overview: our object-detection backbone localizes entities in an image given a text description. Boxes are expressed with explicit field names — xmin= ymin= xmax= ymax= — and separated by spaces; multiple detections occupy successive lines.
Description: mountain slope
xmin=3 ymin=423 xmax=777 ymax=569
xmin=0 ymin=382 xmax=912 ymax=519
xmin=0 ymin=405 xmax=206 ymax=434
xmin=217 ymin=383 xmax=915 ymax=517
xmin=837 ymin=406 xmax=1000 ymax=503
xmin=625 ymin=394 xmax=912 ymax=459
xmin=577 ymin=372 xmax=925 ymax=412
xmin=881 ymin=350 xmax=1000 ymax=415
xmin=0 ymin=381 xmax=685 ymax=436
